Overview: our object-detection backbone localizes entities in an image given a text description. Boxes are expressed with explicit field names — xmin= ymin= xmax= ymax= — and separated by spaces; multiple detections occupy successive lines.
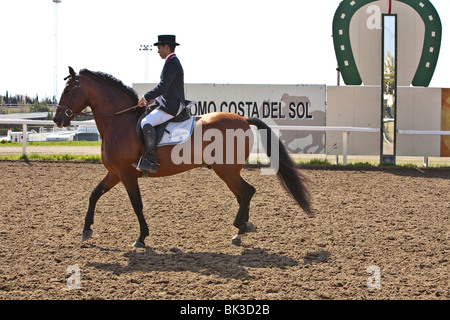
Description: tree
xmin=384 ymin=51 xmax=396 ymax=95
xmin=30 ymin=100 xmax=51 ymax=112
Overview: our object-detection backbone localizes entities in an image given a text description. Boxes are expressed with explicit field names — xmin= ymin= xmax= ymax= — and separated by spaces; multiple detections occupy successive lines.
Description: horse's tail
xmin=246 ymin=117 xmax=313 ymax=217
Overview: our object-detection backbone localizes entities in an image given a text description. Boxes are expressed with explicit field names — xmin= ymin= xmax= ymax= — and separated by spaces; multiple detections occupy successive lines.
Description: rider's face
xmin=157 ymin=45 xmax=171 ymax=59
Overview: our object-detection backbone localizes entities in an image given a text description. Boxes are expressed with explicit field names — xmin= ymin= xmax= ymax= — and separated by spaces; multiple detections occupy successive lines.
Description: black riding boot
xmin=135 ymin=124 xmax=158 ymax=173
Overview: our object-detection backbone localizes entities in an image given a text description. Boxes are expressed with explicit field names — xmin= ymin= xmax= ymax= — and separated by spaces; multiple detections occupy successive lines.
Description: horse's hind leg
xmin=212 ymin=166 xmax=256 ymax=245
xmin=82 ymin=172 xmax=120 ymax=242
xmin=233 ymin=178 xmax=256 ymax=231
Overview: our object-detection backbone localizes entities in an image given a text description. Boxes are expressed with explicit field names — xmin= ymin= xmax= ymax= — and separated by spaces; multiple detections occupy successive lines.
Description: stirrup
xmin=132 ymin=157 xmax=142 ymax=169
xmin=133 ymin=156 xmax=158 ymax=173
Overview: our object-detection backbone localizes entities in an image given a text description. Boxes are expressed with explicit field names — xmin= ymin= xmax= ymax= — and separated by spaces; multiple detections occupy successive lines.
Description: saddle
xmin=136 ymin=101 xmax=195 ymax=147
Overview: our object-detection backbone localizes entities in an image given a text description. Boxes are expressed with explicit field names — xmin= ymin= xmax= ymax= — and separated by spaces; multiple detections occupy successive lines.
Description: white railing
xmin=397 ymin=129 xmax=450 ymax=135
xmin=0 ymin=118 xmax=449 ymax=166
xmin=396 ymin=129 xmax=450 ymax=167
xmin=272 ymin=126 xmax=450 ymax=165
xmin=270 ymin=126 xmax=380 ymax=165
xmin=0 ymin=119 xmax=96 ymax=155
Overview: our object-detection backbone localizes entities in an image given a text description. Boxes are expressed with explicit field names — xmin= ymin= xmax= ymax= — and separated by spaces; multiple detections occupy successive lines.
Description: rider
xmin=134 ymin=34 xmax=186 ymax=173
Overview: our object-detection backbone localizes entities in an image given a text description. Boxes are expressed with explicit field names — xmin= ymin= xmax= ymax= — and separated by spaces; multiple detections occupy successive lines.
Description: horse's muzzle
xmin=53 ymin=112 xmax=71 ymax=128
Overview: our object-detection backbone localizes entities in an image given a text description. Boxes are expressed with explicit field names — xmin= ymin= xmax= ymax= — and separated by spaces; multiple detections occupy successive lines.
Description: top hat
xmin=154 ymin=35 xmax=180 ymax=46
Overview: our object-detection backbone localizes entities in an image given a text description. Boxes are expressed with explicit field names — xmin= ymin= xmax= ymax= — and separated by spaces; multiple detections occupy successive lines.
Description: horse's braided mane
xmin=79 ymin=69 xmax=139 ymax=104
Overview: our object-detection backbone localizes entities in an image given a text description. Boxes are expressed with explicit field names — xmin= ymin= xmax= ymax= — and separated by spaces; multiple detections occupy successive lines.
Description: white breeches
xmin=141 ymin=107 xmax=174 ymax=128
xmin=141 ymin=102 xmax=185 ymax=129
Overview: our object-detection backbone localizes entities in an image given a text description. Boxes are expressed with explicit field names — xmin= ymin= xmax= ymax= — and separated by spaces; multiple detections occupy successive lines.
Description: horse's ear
xmin=69 ymin=66 xmax=76 ymax=77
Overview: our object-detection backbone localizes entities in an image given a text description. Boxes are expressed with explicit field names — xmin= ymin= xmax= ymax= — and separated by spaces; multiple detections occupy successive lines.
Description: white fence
xmin=0 ymin=119 xmax=97 ymax=155
xmin=271 ymin=126 xmax=450 ymax=165
xmin=0 ymin=118 xmax=449 ymax=166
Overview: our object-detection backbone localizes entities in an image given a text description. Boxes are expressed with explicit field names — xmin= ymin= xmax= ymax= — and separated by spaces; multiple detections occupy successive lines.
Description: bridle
xmin=56 ymin=74 xmax=138 ymax=119
xmin=56 ymin=75 xmax=88 ymax=118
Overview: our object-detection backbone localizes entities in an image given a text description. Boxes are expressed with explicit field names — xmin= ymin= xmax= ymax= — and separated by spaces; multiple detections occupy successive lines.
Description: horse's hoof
xmin=132 ymin=240 xmax=146 ymax=248
xmin=81 ymin=229 xmax=93 ymax=242
xmin=231 ymin=235 xmax=242 ymax=246
xmin=245 ymin=222 xmax=257 ymax=233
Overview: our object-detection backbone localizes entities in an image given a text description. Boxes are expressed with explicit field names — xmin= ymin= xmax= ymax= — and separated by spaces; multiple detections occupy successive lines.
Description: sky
xmin=1 ymin=0 xmax=450 ymax=100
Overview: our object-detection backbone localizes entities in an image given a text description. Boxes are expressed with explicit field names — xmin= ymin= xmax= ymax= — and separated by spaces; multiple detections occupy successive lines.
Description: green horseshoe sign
xmin=332 ymin=0 xmax=442 ymax=86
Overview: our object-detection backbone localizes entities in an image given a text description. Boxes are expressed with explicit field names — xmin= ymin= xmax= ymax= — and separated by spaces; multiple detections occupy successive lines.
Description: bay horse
xmin=53 ymin=67 xmax=312 ymax=248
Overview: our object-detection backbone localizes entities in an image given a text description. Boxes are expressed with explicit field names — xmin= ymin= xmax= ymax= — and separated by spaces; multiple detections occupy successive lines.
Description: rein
xmin=89 ymin=104 xmax=140 ymax=118
xmin=57 ymin=75 xmax=139 ymax=119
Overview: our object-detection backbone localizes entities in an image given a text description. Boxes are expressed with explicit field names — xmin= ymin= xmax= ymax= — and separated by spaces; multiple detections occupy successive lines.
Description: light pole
xmin=139 ymin=44 xmax=152 ymax=83
xmin=53 ymin=0 xmax=61 ymax=104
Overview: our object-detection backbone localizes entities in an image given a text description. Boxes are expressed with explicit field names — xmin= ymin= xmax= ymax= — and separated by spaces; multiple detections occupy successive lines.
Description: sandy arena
xmin=0 ymin=160 xmax=449 ymax=300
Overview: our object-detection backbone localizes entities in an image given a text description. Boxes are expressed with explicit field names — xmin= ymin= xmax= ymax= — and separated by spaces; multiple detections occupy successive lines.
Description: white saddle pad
xmin=158 ymin=117 xmax=196 ymax=146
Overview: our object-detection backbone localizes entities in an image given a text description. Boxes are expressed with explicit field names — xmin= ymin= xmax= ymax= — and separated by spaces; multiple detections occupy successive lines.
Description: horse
xmin=53 ymin=66 xmax=312 ymax=248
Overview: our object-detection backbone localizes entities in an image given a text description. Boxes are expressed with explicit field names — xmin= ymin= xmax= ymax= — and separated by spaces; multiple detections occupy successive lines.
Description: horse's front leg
xmin=121 ymin=174 xmax=149 ymax=248
xmin=82 ymin=172 xmax=120 ymax=242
